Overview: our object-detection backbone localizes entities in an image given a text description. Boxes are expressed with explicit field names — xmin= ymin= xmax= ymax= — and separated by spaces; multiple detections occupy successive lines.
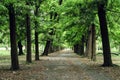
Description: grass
xmin=96 ymin=50 xmax=120 ymax=66
xmin=0 ymin=49 xmax=120 ymax=67
xmin=0 ymin=50 xmax=11 ymax=65
xmin=0 ymin=50 xmax=10 ymax=56
xmin=0 ymin=50 xmax=40 ymax=67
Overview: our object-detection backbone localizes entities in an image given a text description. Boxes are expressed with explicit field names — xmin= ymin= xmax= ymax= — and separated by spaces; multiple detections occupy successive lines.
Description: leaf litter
xmin=0 ymin=50 xmax=120 ymax=80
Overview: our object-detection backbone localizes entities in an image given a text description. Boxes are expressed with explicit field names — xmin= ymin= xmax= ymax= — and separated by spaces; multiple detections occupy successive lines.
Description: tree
xmin=8 ymin=3 xmax=19 ymax=70
xmin=41 ymin=0 xmax=61 ymax=56
xmin=18 ymin=40 xmax=24 ymax=55
xmin=26 ymin=2 xmax=32 ymax=63
xmin=97 ymin=0 xmax=112 ymax=66
xmin=34 ymin=0 xmax=42 ymax=60
xmin=42 ymin=40 xmax=51 ymax=56
xmin=85 ymin=23 xmax=96 ymax=61
xmin=34 ymin=1 xmax=40 ymax=60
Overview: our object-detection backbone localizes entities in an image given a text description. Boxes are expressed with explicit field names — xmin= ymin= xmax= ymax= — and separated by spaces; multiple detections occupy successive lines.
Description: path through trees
xmin=41 ymin=50 xmax=112 ymax=80
xmin=0 ymin=50 xmax=115 ymax=80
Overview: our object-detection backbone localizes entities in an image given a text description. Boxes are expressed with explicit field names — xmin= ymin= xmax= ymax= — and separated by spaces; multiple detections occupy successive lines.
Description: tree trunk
xmin=8 ymin=4 xmax=19 ymax=70
xmin=59 ymin=0 xmax=63 ymax=5
xmin=97 ymin=2 xmax=112 ymax=66
xmin=26 ymin=13 xmax=32 ymax=63
xmin=35 ymin=31 xmax=39 ymax=60
xmin=85 ymin=24 xmax=96 ymax=61
xmin=85 ymin=26 xmax=92 ymax=58
xmin=80 ymin=35 xmax=84 ymax=55
xmin=34 ymin=6 xmax=40 ymax=60
xmin=91 ymin=24 xmax=96 ymax=61
xmin=42 ymin=40 xmax=51 ymax=56
xmin=18 ymin=40 xmax=24 ymax=55
xmin=74 ymin=44 xmax=78 ymax=54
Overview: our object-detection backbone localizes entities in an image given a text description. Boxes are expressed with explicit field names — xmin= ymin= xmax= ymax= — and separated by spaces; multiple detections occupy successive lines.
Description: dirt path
xmin=0 ymin=49 xmax=114 ymax=80
xmin=40 ymin=49 xmax=113 ymax=80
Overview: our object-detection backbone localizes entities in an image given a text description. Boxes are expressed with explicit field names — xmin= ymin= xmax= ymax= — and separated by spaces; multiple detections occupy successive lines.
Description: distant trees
xmin=18 ymin=40 xmax=24 ymax=55
xmin=41 ymin=0 xmax=63 ymax=56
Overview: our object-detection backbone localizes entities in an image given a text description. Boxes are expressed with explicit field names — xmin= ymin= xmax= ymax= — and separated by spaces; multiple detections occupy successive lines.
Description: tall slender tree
xmin=26 ymin=2 xmax=32 ymax=63
xmin=34 ymin=0 xmax=41 ymax=60
xmin=8 ymin=3 xmax=19 ymax=70
xmin=97 ymin=0 xmax=112 ymax=66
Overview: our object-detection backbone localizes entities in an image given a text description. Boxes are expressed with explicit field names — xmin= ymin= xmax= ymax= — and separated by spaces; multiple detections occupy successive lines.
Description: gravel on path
xmin=40 ymin=50 xmax=113 ymax=80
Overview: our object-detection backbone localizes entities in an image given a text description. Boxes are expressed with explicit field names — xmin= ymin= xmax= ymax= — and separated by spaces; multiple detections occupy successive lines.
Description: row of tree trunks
xmin=7 ymin=0 xmax=63 ymax=70
xmin=73 ymin=23 xmax=96 ymax=61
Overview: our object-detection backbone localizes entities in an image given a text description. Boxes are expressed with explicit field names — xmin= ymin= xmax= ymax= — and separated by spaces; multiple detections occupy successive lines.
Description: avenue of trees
xmin=0 ymin=0 xmax=120 ymax=70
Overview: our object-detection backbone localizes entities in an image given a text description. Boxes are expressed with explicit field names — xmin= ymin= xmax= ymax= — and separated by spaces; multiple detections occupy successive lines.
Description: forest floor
xmin=0 ymin=49 xmax=120 ymax=80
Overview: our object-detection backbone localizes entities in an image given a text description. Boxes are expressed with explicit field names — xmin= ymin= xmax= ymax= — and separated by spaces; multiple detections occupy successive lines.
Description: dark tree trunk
xmin=34 ymin=6 xmax=40 ymax=60
xmin=97 ymin=2 xmax=112 ymax=66
xmin=42 ymin=40 xmax=51 ymax=56
xmin=91 ymin=24 xmax=96 ymax=61
xmin=35 ymin=31 xmax=39 ymax=60
xmin=74 ymin=42 xmax=84 ymax=55
xmin=80 ymin=35 xmax=85 ymax=55
xmin=74 ymin=44 xmax=78 ymax=53
xmin=18 ymin=40 xmax=24 ymax=55
xmin=59 ymin=0 xmax=63 ymax=5
xmin=26 ymin=13 xmax=32 ymax=63
xmin=8 ymin=4 xmax=19 ymax=70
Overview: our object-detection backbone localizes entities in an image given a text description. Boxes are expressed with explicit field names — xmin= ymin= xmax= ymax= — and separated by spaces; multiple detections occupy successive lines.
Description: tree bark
xmin=85 ymin=24 xmax=96 ymax=61
xmin=8 ymin=4 xmax=19 ymax=70
xmin=85 ymin=26 xmax=92 ymax=58
xmin=91 ymin=24 xmax=96 ymax=61
xmin=97 ymin=2 xmax=112 ymax=66
xmin=74 ymin=44 xmax=79 ymax=54
xmin=18 ymin=40 xmax=24 ymax=55
xmin=34 ymin=5 xmax=40 ymax=60
xmin=59 ymin=0 xmax=63 ymax=5
xmin=80 ymin=35 xmax=84 ymax=55
xmin=35 ymin=31 xmax=39 ymax=60
xmin=26 ymin=12 xmax=32 ymax=63
xmin=42 ymin=40 xmax=51 ymax=56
